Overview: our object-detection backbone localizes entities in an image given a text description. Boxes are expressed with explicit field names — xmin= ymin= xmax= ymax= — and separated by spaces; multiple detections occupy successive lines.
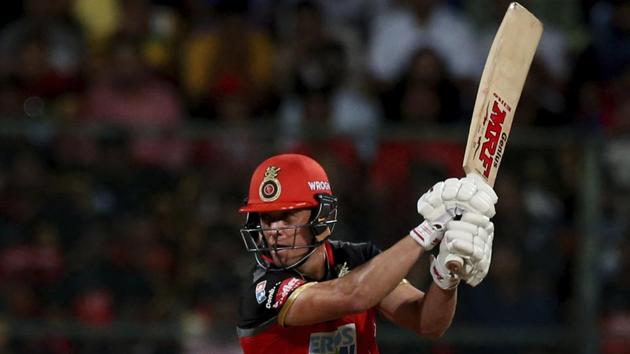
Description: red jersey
xmin=237 ymin=240 xmax=382 ymax=354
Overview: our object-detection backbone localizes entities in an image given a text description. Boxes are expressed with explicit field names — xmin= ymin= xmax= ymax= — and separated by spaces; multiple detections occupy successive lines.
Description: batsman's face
xmin=259 ymin=209 xmax=313 ymax=267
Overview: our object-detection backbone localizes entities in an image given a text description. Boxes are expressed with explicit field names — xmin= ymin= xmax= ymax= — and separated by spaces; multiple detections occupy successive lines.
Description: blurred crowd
xmin=0 ymin=0 xmax=628 ymax=353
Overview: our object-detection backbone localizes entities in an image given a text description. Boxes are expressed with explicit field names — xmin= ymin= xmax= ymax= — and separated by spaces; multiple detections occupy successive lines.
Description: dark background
xmin=0 ymin=0 xmax=628 ymax=353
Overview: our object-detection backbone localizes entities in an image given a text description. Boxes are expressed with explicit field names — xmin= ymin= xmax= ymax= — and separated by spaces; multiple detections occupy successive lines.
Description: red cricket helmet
xmin=239 ymin=153 xmax=333 ymax=213
xmin=239 ymin=154 xmax=338 ymax=270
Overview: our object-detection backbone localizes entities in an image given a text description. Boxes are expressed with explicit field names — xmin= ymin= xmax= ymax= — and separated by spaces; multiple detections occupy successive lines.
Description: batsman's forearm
xmin=341 ymin=236 xmax=425 ymax=312
xmin=417 ymin=283 xmax=457 ymax=338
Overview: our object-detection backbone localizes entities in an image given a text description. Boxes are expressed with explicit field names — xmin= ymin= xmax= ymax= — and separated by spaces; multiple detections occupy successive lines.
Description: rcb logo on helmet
xmin=259 ymin=166 xmax=281 ymax=202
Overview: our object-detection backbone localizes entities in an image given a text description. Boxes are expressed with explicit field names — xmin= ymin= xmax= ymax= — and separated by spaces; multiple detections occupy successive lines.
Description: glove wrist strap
xmin=409 ymin=221 xmax=438 ymax=250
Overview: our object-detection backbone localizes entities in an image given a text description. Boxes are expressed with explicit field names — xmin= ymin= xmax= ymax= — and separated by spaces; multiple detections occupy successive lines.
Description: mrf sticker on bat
xmin=478 ymin=92 xmax=510 ymax=178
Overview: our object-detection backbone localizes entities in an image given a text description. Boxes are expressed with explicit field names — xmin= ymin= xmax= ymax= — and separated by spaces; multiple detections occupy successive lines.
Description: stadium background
xmin=0 ymin=0 xmax=628 ymax=353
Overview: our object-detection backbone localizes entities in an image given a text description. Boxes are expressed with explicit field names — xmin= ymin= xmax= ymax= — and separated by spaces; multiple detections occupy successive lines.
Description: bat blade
xmin=448 ymin=2 xmax=543 ymax=278
xmin=462 ymin=2 xmax=543 ymax=187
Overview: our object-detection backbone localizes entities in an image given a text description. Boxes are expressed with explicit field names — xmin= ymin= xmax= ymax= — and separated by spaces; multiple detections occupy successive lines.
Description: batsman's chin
xmin=270 ymin=251 xmax=292 ymax=265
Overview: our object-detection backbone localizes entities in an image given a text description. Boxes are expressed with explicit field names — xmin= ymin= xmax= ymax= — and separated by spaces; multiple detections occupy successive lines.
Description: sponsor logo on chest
xmin=265 ymin=286 xmax=277 ymax=309
xmin=308 ymin=323 xmax=357 ymax=354
xmin=255 ymin=280 xmax=267 ymax=304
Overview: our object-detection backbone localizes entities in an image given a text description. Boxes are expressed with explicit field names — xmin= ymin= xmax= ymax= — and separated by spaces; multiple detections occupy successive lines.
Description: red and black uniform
xmin=237 ymin=240 xmax=382 ymax=354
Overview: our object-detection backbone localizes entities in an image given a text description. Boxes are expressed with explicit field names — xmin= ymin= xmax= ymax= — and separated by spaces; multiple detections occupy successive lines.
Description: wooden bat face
xmin=462 ymin=2 xmax=543 ymax=187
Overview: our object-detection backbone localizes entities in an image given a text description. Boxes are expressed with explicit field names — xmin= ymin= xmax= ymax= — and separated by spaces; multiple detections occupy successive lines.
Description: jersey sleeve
xmin=238 ymin=271 xmax=313 ymax=330
xmin=330 ymin=240 xmax=382 ymax=268
xmin=360 ymin=241 xmax=382 ymax=260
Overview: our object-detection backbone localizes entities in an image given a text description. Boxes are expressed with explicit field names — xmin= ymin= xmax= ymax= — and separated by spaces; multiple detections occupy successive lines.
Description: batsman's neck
xmin=296 ymin=244 xmax=327 ymax=281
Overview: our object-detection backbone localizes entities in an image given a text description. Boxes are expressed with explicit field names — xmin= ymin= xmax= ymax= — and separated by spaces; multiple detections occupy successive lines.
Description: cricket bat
xmin=446 ymin=2 xmax=543 ymax=275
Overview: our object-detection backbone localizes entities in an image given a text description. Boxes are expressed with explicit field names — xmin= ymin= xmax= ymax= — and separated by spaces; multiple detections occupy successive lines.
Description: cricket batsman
xmin=237 ymin=153 xmax=497 ymax=353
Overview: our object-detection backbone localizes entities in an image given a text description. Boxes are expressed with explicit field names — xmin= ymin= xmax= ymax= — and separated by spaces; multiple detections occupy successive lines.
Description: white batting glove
xmin=411 ymin=176 xmax=497 ymax=251
xmin=430 ymin=242 xmax=460 ymax=290
xmin=443 ymin=212 xmax=494 ymax=286
xmin=417 ymin=175 xmax=497 ymax=227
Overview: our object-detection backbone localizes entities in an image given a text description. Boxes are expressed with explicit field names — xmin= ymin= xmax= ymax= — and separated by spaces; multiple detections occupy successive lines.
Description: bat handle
xmin=445 ymin=254 xmax=464 ymax=275
xmin=444 ymin=211 xmax=465 ymax=275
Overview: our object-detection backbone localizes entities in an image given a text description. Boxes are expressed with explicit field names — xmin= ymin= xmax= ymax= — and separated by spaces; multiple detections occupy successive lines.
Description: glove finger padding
xmin=443 ymin=212 xmax=494 ymax=283
xmin=426 ymin=181 xmax=445 ymax=207
xmin=416 ymin=177 xmax=498 ymax=254
xmin=456 ymin=179 xmax=477 ymax=201
xmin=445 ymin=229 xmax=487 ymax=263
xmin=441 ymin=178 xmax=461 ymax=201
xmin=462 ymin=214 xmax=494 ymax=287
xmin=445 ymin=220 xmax=478 ymax=257
xmin=417 ymin=182 xmax=446 ymax=219
xmin=417 ymin=177 xmax=498 ymax=222
xmin=469 ymin=228 xmax=488 ymax=263
xmin=469 ymin=193 xmax=496 ymax=218
xmin=461 ymin=176 xmax=498 ymax=217
xmin=474 ymin=178 xmax=499 ymax=204
xmin=467 ymin=247 xmax=492 ymax=287
xmin=484 ymin=220 xmax=494 ymax=235
xmin=446 ymin=220 xmax=478 ymax=234
xmin=417 ymin=200 xmax=435 ymax=219
xmin=460 ymin=212 xmax=491 ymax=227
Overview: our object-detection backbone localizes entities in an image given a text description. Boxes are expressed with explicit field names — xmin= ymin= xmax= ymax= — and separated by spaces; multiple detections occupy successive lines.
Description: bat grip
xmin=445 ymin=254 xmax=464 ymax=275
xmin=444 ymin=213 xmax=464 ymax=274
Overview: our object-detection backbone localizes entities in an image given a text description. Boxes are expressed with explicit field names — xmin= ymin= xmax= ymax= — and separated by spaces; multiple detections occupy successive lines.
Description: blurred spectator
xmin=275 ymin=1 xmax=343 ymax=93
xmin=72 ymin=0 xmax=120 ymax=49
xmin=13 ymin=30 xmax=83 ymax=119
xmin=277 ymin=0 xmax=391 ymax=37
xmin=276 ymin=1 xmax=381 ymax=161
xmin=0 ymin=0 xmax=85 ymax=78
xmin=321 ymin=0 xmax=392 ymax=33
xmin=0 ymin=0 xmax=85 ymax=120
xmin=182 ymin=0 xmax=274 ymax=119
xmin=74 ymin=0 xmax=182 ymax=61
xmin=116 ymin=0 xmax=182 ymax=78
xmin=568 ymin=0 xmax=630 ymax=129
xmin=82 ymin=34 xmax=187 ymax=168
xmin=509 ymin=58 xmax=571 ymax=126
xmin=381 ymin=47 xmax=462 ymax=123
xmin=275 ymin=0 xmax=366 ymax=89
xmin=367 ymin=0 xmax=481 ymax=86
xmin=583 ymin=0 xmax=630 ymax=82
xmin=78 ymin=0 xmax=182 ymax=84
xmin=0 ymin=1 xmax=624 ymax=353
